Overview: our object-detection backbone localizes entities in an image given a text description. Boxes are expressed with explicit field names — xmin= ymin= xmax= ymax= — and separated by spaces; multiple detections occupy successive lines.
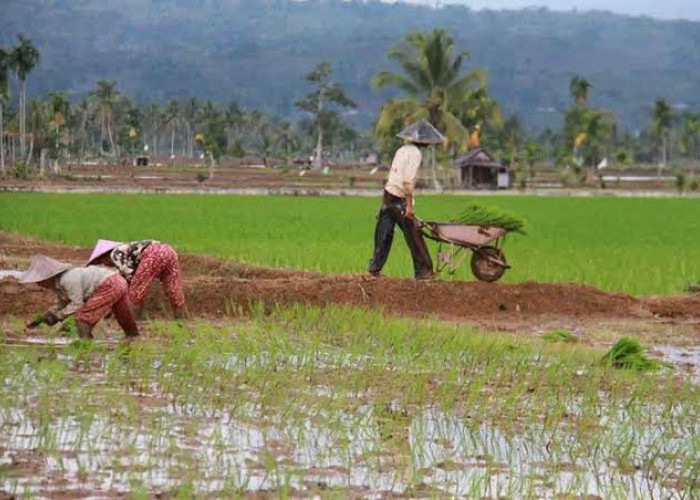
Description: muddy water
xmin=653 ymin=345 xmax=700 ymax=383
xmin=0 ymin=364 xmax=692 ymax=497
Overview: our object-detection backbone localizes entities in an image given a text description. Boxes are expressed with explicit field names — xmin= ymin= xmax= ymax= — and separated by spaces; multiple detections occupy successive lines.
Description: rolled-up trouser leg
xmin=368 ymin=201 xmax=396 ymax=273
xmin=74 ymin=274 xmax=129 ymax=329
xmin=398 ymin=214 xmax=434 ymax=277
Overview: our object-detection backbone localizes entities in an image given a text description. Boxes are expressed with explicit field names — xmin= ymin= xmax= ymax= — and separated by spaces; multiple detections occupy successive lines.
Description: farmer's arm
xmin=404 ymin=193 xmax=415 ymax=218
xmin=28 ymin=295 xmax=70 ymax=328
xmin=50 ymin=277 xmax=85 ymax=321
xmin=402 ymin=151 xmax=422 ymax=218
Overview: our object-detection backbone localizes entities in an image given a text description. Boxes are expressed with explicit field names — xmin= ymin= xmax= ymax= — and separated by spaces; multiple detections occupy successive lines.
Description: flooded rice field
xmin=1 ymin=308 xmax=699 ymax=497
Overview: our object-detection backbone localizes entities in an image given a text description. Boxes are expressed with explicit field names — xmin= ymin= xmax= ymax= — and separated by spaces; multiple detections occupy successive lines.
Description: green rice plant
xmin=541 ymin=330 xmax=578 ymax=343
xmin=4 ymin=192 xmax=700 ymax=293
xmin=601 ymin=337 xmax=660 ymax=372
xmin=456 ymin=203 xmax=527 ymax=234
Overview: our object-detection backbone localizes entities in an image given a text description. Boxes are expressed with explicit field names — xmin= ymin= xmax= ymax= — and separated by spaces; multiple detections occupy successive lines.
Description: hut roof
xmin=454 ymin=148 xmax=504 ymax=169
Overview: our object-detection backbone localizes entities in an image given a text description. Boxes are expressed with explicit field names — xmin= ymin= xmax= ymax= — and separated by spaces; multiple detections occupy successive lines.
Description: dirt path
xmin=2 ymin=232 xmax=700 ymax=345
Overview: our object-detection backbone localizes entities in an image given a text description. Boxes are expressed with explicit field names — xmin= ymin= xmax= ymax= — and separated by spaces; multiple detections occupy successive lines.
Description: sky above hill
xmin=401 ymin=0 xmax=700 ymax=20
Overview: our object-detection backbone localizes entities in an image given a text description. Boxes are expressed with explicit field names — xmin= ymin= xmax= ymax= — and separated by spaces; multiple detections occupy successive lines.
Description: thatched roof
xmin=454 ymin=148 xmax=504 ymax=169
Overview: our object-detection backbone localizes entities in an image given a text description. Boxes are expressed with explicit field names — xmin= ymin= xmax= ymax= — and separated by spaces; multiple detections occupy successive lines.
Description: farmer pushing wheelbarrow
xmin=368 ymin=119 xmax=445 ymax=280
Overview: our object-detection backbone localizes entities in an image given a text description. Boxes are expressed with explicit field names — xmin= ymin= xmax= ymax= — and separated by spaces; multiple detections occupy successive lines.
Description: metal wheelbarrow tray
xmin=419 ymin=221 xmax=511 ymax=282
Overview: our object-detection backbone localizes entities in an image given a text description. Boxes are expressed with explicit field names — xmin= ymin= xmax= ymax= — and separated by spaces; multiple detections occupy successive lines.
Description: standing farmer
xmin=368 ymin=119 xmax=444 ymax=280
xmin=21 ymin=254 xmax=139 ymax=339
xmin=87 ymin=239 xmax=187 ymax=318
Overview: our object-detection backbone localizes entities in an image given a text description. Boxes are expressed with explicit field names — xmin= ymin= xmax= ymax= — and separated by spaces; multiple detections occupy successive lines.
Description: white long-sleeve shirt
xmin=48 ymin=266 xmax=117 ymax=319
xmin=384 ymin=144 xmax=423 ymax=199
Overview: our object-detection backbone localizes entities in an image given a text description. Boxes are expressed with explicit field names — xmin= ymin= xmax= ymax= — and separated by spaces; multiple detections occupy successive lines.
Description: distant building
xmin=454 ymin=148 xmax=510 ymax=189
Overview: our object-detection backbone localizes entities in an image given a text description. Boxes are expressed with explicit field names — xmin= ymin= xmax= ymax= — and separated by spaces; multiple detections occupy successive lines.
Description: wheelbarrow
xmin=418 ymin=220 xmax=511 ymax=282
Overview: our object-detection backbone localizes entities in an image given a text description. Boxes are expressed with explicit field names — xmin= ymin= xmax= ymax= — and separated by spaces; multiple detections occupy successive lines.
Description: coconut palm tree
xmin=90 ymin=80 xmax=119 ymax=156
xmin=182 ymin=97 xmax=199 ymax=158
xmin=373 ymin=28 xmax=496 ymax=152
xmin=295 ymin=61 xmax=356 ymax=170
xmin=680 ymin=113 xmax=700 ymax=163
xmin=652 ymin=98 xmax=673 ymax=170
xmin=569 ymin=75 xmax=592 ymax=107
xmin=164 ymin=99 xmax=181 ymax=158
xmin=9 ymin=35 xmax=40 ymax=160
xmin=46 ymin=92 xmax=69 ymax=172
xmin=0 ymin=46 xmax=10 ymax=175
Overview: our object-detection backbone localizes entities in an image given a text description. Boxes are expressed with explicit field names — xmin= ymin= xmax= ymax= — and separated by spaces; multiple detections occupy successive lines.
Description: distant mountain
xmin=2 ymin=0 xmax=699 ymax=131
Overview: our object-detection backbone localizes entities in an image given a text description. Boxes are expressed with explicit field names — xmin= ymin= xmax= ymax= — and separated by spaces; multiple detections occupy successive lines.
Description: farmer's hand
xmin=404 ymin=206 xmax=415 ymax=219
xmin=27 ymin=315 xmax=45 ymax=329
xmin=43 ymin=312 xmax=59 ymax=326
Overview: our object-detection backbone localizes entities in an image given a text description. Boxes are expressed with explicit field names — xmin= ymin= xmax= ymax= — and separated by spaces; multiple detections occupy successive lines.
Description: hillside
xmin=2 ymin=0 xmax=699 ymax=130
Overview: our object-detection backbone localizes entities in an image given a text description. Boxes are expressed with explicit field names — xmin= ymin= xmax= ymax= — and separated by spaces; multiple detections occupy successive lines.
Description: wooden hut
xmin=454 ymin=148 xmax=510 ymax=189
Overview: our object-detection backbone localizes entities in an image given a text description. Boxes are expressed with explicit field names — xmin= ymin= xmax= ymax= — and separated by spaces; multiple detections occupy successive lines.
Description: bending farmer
xmin=20 ymin=254 xmax=139 ymax=339
xmin=368 ymin=119 xmax=444 ymax=280
xmin=88 ymin=239 xmax=187 ymax=318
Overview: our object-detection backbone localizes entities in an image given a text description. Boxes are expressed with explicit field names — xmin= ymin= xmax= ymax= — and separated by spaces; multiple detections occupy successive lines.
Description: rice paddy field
xmin=2 ymin=192 xmax=700 ymax=295
xmin=1 ymin=191 xmax=700 ymax=497
xmin=1 ymin=307 xmax=698 ymax=497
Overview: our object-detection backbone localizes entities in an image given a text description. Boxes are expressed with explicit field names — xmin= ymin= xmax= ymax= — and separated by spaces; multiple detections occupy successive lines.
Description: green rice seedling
xmin=541 ymin=330 xmax=578 ymax=343
xmin=601 ymin=337 xmax=660 ymax=371
xmin=456 ymin=203 xmax=527 ymax=234
xmin=5 ymin=192 xmax=700 ymax=293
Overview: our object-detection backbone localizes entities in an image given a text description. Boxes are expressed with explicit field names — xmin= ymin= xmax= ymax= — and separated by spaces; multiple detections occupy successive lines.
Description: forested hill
xmin=2 ymin=0 xmax=699 ymax=130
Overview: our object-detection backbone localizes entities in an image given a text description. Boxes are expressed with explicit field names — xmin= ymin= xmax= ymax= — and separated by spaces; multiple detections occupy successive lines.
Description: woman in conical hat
xmin=20 ymin=254 xmax=139 ymax=339
xmin=88 ymin=239 xmax=187 ymax=318
xmin=367 ymin=119 xmax=443 ymax=280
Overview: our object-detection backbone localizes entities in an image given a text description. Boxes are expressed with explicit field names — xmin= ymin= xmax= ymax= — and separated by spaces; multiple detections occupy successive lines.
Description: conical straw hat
xmin=87 ymin=239 xmax=123 ymax=265
xmin=396 ymin=119 xmax=445 ymax=145
xmin=19 ymin=255 xmax=71 ymax=284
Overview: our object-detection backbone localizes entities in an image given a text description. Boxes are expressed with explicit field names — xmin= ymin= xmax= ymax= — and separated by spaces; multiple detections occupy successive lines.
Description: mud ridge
xmin=1 ymin=232 xmax=698 ymax=322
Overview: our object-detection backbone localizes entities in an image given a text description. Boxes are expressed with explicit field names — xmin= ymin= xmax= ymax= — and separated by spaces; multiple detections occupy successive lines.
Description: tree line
xmin=2 ymin=30 xmax=700 ymax=183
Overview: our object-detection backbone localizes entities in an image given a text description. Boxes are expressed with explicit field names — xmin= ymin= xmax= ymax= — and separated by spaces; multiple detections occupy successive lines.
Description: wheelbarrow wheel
xmin=471 ymin=246 xmax=507 ymax=283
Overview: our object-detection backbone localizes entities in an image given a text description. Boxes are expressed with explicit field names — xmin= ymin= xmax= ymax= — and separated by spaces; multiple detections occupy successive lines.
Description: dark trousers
xmin=368 ymin=190 xmax=433 ymax=277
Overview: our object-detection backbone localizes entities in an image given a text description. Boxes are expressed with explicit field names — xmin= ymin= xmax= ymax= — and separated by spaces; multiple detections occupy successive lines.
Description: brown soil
xmin=1 ymin=232 xmax=700 ymax=327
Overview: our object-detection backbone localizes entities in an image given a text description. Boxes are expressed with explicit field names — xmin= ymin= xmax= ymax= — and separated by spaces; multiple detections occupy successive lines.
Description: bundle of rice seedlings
xmin=601 ymin=337 xmax=659 ymax=372
xmin=456 ymin=204 xmax=526 ymax=234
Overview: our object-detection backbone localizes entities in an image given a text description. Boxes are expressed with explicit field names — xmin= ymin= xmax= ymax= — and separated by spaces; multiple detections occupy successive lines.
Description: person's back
xmin=384 ymin=144 xmax=423 ymax=199
xmin=55 ymin=266 xmax=116 ymax=304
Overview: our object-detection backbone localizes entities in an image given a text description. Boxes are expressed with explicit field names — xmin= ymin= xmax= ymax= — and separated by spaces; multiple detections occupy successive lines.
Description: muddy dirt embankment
xmin=1 ymin=233 xmax=698 ymax=322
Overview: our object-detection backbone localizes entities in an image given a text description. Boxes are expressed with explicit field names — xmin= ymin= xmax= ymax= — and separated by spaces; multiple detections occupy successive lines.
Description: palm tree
xmin=523 ymin=140 xmax=541 ymax=184
xmin=164 ymin=99 xmax=181 ymax=159
xmin=90 ymin=80 xmax=119 ymax=156
xmin=0 ymin=46 xmax=10 ymax=175
xmin=373 ymin=28 xmax=495 ymax=152
xmin=295 ymin=61 xmax=356 ymax=170
xmin=680 ymin=113 xmax=700 ymax=164
xmin=143 ymin=102 xmax=163 ymax=157
xmin=569 ymin=75 xmax=592 ymax=107
xmin=652 ymin=98 xmax=673 ymax=170
xmin=46 ymin=92 xmax=69 ymax=172
xmin=9 ymin=35 xmax=40 ymax=161
xmin=26 ymin=97 xmax=48 ymax=170
xmin=224 ymin=99 xmax=243 ymax=155
xmin=182 ymin=97 xmax=199 ymax=158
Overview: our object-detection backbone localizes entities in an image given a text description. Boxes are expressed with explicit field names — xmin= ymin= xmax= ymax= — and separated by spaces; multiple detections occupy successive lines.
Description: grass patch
xmin=3 ymin=193 xmax=700 ymax=294
xmin=542 ymin=330 xmax=578 ymax=343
